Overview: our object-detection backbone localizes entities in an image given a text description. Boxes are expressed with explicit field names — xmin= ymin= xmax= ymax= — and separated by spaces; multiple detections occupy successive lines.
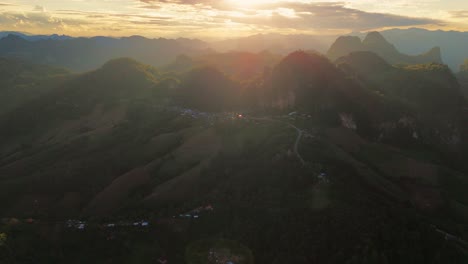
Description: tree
xmin=460 ymin=59 xmax=468 ymax=73
xmin=0 ymin=233 xmax=6 ymax=247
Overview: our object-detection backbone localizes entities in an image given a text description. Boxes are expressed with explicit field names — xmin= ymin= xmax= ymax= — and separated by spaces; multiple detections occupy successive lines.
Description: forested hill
xmin=0 ymin=58 xmax=71 ymax=116
xmin=458 ymin=59 xmax=468 ymax=98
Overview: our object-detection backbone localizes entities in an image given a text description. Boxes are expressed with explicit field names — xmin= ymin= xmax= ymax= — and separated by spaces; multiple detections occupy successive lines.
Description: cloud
xmin=138 ymin=1 xmax=442 ymax=30
xmin=449 ymin=10 xmax=468 ymax=19
xmin=139 ymin=0 xmax=229 ymax=10
xmin=217 ymin=2 xmax=443 ymax=31
xmin=0 ymin=10 xmax=90 ymax=32
xmin=0 ymin=0 xmax=448 ymax=38
xmin=33 ymin=5 xmax=46 ymax=13
xmin=140 ymin=0 xmax=216 ymax=5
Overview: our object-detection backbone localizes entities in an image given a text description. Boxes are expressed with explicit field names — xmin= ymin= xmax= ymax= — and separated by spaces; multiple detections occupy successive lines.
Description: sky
xmin=0 ymin=0 xmax=467 ymax=39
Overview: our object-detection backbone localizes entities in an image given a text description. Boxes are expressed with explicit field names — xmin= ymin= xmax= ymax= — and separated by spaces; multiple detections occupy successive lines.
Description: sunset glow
xmin=0 ymin=0 xmax=467 ymax=38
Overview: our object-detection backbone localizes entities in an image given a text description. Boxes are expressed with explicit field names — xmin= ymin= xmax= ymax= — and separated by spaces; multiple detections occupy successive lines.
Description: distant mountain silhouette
xmin=5 ymin=28 xmax=468 ymax=71
xmin=211 ymin=33 xmax=335 ymax=54
xmin=376 ymin=28 xmax=468 ymax=71
xmin=327 ymin=31 xmax=442 ymax=65
xmin=0 ymin=34 xmax=210 ymax=71
xmin=0 ymin=31 xmax=72 ymax=41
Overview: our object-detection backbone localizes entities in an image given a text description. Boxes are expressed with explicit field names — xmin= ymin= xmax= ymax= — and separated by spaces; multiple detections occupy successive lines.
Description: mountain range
xmin=0 ymin=31 xmax=72 ymax=41
xmin=2 ymin=28 xmax=467 ymax=72
xmin=210 ymin=33 xmax=336 ymax=54
xmin=328 ymin=32 xmax=442 ymax=66
xmin=1 ymin=45 xmax=468 ymax=262
xmin=0 ymin=34 xmax=210 ymax=71
xmin=369 ymin=28 xmax=468 ymax=72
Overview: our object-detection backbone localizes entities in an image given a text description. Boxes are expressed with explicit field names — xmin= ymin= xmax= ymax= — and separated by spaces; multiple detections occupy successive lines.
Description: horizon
xmin=3 ymin=27 xmax=468 ymax=42
xmin=1 ymin=1 xmax=468 ymax=39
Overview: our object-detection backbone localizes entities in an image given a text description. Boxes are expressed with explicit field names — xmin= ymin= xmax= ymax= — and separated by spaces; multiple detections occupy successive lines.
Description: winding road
xmin=249 ymin=116 xmax=306 ymax=166
xmin=435 ymin=227 xmax=468 ymax=245
xmin=171 ymin=107 xmax=308 ymax=166
xmin=287 ymin=122 xmax=305 ymax=166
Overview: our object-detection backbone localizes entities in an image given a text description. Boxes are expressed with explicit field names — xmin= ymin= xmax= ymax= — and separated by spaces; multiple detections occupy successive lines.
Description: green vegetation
xmin=339 ymin=52 xmax=463 ymax=112
xmin=0 ymin=58 xmax=71 ymax=116
xmin=1 ymin=52 xmax=468 ymax=264
xmin=458 ymin=59 xmax=468 ymax=99
xmin=0 ymin=233 xmax=6 ymax=246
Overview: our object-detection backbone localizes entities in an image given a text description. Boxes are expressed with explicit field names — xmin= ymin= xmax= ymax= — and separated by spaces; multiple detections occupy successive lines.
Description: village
xmin=1 ymin=203 xmax=216 ymax=233
xmin=175 ymin=204 xmax=214 ymax=219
